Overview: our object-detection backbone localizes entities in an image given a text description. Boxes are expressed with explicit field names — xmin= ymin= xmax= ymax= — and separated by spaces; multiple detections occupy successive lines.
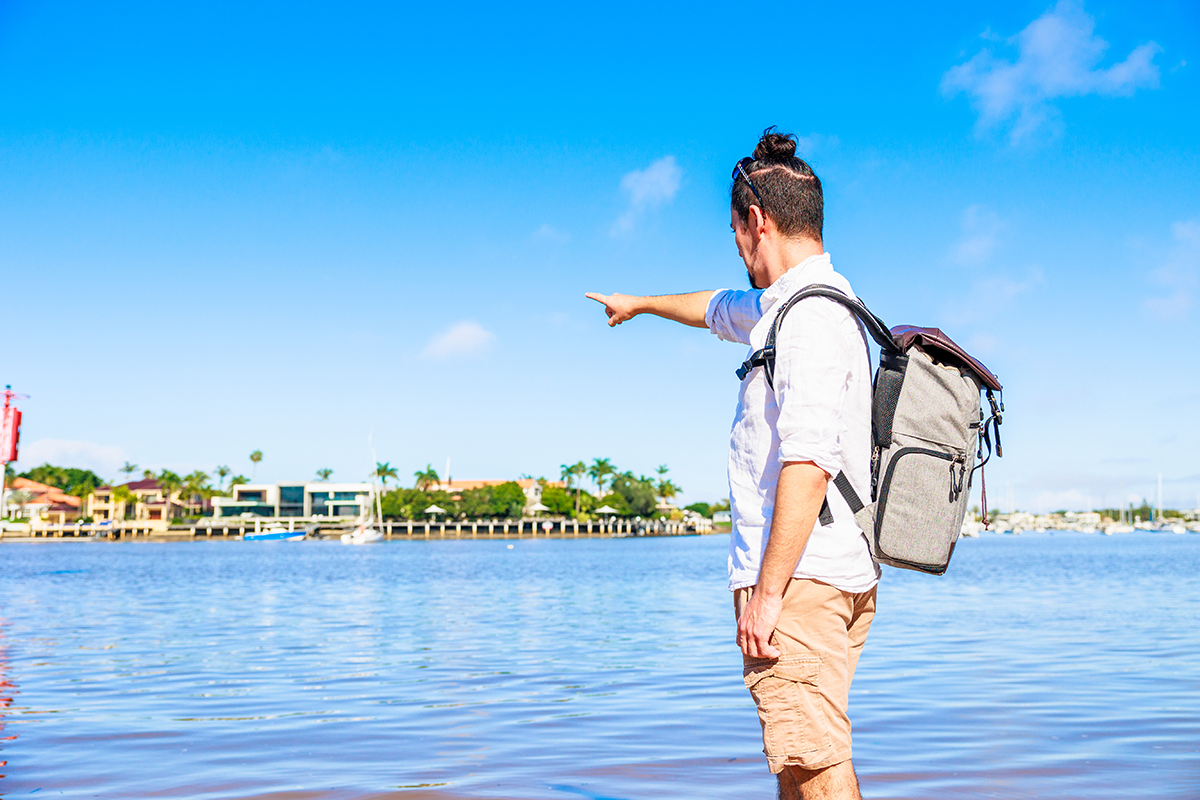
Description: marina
xmin=3 ymin=515 xmax=707 ymax=541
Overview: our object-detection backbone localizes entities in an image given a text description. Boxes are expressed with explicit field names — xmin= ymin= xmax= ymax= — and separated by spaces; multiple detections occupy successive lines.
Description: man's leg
xmin=777 ymin=762 xmax=861 ymax=800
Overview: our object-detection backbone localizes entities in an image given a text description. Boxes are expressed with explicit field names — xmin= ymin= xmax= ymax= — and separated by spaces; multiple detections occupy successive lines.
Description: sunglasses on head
xmin=732 ymin=157 xmax=765 ymax=209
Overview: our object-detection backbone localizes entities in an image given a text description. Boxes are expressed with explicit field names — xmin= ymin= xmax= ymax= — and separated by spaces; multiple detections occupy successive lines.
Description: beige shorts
xmin=734 ymin=578 xmax=876 ymax=773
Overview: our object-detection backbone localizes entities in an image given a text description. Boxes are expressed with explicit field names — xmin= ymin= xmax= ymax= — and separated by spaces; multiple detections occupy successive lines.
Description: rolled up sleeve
xmin=772 ymin=299 xmax=855 ymax=478
xmin=706 ymin=289 xmax=763 ymax=344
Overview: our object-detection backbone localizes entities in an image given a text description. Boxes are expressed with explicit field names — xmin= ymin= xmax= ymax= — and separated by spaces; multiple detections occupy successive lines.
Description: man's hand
xmin=585 ymin=290 xmax=715 ymax=329
xmin=585 ymin=292 xmax=641 ymax=327
xmin=735 ymin=461 xmax=830 ymax=660
xmin=737 ymin=588 xmax=784 ymax=659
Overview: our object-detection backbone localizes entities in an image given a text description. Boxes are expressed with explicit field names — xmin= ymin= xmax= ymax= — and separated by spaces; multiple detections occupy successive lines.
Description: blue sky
xmin=1 ymin=0 xmax=1197 ymax=512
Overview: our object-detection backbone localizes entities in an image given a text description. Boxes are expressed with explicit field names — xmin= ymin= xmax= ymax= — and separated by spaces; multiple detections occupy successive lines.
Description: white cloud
xmin=611 ymin=155 xmax=682 ymax=234
xmin=942 ymin=1 xmax=1162 ymax=143
xmin=953 ymin=205 xmax=1006 ymax=265
xmin=16 ymin=439 xmax=125 ymax=477
xmin=419 ymin=320 xmax=496 ymax=359
xmin=1143 ymin=218 xmax=1200 ymax=318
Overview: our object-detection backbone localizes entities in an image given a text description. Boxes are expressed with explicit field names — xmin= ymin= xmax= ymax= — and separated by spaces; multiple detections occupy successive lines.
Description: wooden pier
xmin=10 ymin=516 xmax=708 ymax=541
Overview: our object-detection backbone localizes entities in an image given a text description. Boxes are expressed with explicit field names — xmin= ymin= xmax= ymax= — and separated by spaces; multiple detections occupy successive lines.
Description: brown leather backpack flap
xmin=890 ymin=325 xmax=1003 ymax=391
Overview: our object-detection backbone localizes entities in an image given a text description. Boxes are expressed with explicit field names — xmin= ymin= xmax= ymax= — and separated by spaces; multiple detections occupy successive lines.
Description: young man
xmin=586 ymin=129 xmax=879 ymax=800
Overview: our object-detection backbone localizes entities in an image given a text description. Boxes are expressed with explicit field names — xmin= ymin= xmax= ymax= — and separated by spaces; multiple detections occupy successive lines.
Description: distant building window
xmin=239 ymin=490 xmax=265 ymax=502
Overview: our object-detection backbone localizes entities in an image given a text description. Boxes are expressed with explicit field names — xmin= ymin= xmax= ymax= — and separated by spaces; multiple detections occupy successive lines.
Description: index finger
xmin=584 ymin=292 xmax=609 ymax=304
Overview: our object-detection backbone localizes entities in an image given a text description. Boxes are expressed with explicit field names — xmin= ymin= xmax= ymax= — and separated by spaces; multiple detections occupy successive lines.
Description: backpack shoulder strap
xmin=736 ymin=284 xmax=899 ymax=387
xmin=734 ymin=284 xmax=896 ymax=529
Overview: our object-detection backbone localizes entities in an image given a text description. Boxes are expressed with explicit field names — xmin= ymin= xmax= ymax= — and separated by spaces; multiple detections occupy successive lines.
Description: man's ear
xmin=748 ymin=205 xmax=768 ymax=239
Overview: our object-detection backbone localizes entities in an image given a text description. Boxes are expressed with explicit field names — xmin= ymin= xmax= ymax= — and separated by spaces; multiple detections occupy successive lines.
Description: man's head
xmin=730 ymin=127 xmax=823 ymax=242
xmin=730 ymin=129 xmax=825 ymax=289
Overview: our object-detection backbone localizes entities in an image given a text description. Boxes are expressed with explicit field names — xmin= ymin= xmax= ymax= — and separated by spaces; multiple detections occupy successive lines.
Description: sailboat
xmin=341 ymin=443 xmax=386 ymax=545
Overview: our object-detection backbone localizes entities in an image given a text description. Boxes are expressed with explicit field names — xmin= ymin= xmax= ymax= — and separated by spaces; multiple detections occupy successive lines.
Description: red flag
xmin=1 ymin=408 xmax=20 ymax=463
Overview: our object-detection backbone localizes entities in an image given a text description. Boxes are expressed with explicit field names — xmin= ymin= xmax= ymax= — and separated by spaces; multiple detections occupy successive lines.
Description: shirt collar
xmin=760 ymin=253 xmax=833 ymax=313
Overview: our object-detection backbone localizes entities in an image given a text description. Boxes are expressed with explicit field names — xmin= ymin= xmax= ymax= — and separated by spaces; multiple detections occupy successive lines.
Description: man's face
xmin=731 ymin=207 xmax=762 ymax=289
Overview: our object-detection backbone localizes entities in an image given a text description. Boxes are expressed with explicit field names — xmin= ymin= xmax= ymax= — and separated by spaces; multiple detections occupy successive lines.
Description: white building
xmin=211 ymin=482 xmax=373 ymax=518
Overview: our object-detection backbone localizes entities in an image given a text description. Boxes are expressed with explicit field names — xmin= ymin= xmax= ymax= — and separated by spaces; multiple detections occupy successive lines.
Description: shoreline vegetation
xmin=2 ymin=457 xmax=733 ymax=526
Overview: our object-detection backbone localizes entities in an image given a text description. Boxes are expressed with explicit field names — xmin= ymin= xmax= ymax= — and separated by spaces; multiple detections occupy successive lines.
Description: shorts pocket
xmin=743 ymin=656 xmax=830 ymax=757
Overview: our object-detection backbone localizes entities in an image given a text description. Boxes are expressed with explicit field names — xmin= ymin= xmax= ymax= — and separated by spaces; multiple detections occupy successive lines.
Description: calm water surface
xmin=1 ymin=532 xmax=1197 ymax=799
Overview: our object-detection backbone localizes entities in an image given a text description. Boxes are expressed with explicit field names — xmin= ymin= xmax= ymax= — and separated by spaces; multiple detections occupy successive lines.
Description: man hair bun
xmin=752 ymin=127 xmax=798 ymax=162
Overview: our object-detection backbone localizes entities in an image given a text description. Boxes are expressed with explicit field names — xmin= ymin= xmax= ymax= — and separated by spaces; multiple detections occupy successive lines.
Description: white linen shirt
xmin=706 ymin=253 xmax=880 ymax=594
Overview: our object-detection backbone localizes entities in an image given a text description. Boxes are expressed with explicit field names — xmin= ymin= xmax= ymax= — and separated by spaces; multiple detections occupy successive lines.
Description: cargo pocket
xmin=743 ymin=655 xmax=830 ymax=759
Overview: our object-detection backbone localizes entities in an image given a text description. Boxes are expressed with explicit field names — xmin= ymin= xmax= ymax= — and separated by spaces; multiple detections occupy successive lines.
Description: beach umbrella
xmin=424 ymin=504 xmax=446 ymax=515
xmin=595 ymin=505 xmax=619 ymax=515
xmin=528 ymin=502 xmax=550 ymax=514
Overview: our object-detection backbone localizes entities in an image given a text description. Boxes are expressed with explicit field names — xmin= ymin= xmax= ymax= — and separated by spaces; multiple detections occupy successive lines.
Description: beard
xmin=746 ymin=269 xmax=760 ymax=290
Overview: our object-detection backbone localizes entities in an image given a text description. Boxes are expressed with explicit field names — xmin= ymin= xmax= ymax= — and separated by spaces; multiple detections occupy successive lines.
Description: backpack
xmin=736 ymin=285 xmax=1004 ymax=575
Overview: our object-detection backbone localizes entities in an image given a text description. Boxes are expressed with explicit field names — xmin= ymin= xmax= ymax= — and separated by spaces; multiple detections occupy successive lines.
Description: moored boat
xmin=244 ymin=524 xmax=311 ymax=542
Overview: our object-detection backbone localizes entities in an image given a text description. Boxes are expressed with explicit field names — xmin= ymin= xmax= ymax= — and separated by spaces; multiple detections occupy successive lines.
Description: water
xmin=1 ymin=532 xmax=1197 ymax=799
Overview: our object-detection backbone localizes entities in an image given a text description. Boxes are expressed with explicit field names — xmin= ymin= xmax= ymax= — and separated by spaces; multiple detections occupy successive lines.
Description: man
xmin=586 ymin=129 xmax=879 ymax=800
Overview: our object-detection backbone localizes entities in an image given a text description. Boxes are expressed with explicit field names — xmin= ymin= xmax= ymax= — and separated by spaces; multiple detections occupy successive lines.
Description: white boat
xmin=341 ymin=521 xmax=384 ymax=545
xmin=245 ymin=524 xmax=311 ymax=542
xmin=341 ymin=454 xmax=386 ymax=545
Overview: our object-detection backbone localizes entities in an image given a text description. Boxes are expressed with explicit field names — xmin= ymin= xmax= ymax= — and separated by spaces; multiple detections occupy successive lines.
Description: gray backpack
xmin=736 ymin=285 xmax=1004 ymax=575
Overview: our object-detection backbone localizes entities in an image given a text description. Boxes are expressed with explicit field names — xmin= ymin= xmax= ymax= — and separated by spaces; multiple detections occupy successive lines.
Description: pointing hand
xmin=585 ymin=292 xmax=640 ymax=327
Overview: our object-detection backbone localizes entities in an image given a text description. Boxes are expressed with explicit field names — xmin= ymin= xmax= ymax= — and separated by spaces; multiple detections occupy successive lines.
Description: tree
xmin=18 ymin=464 xmax=103 ymax=496
xmin=655 ymin=465 xmax=680 ymax=506
xmin=112 ymin=485 xmax=138 ymax=520
xmin=588 ymin=458 xmax=615 ymax=496
xmin=228 ymin=475 xmax=248 ymax=488
xmin=120 ymin=462 xmax=139 ymax=480
xmin=157 ymin=470 xmax=183 ymax=518
xmin=316 ymin=468 xmax=334 ymax=481
xmin=142 ymin=469 xmax=155 ymax=480
xmin=249 ymin=450 xmax=263 ymax=481
xmin=610 ymin=471 xmax=657 ymax=517
xmin=214 ymin=465 xmax=231 ymax=491
xmin=182 ymin=470 xmax=212 ymax=515
xmin=413 ymin=465 xmax=439 ymax=491
xmin=560 ymin=461 xmax=587 ymax=516
xmin=375 ymin=462 xmax=399 ymax=487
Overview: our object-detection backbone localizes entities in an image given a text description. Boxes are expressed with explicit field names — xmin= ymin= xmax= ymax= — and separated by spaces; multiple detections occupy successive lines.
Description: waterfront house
xmin=86 ymin=479 xmax=182 ymax=523
xmin=210 ymin=482 xmax=373 ymax=518
xmin=3 ymin=477 xmax=81 ymax=524
xmin=432 ymin=478 xmax=563 ymax=515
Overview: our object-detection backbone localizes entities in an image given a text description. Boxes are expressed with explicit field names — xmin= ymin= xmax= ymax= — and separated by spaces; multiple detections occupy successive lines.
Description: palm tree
xmin=561 ymin=461 xmax=587 ymax=516
xmin=316 ymin=468 xmax=334 ymax=481
xmin=588 ymin=458 xmax=615 ymax=497
xmin=249 ymin=450 xmax=263 ymax=481
xmin=228 ymin=474 xmax=249 ymax=488
xmin=183 ymin=470 xmax=211 ymax=515
xmin=120 ymin=462 xmax=139 ymax=482
xmin=157 ymin=470 xmax=184 ymax=519
xmin=375 ymin=462 xmax=399 ymax=488
xmin=142 ymin=469 xmax=155 ymax=480
xmin=413 ymin=465 xmax=439 ymax=491
xmin=213 ymin=465 xmax=231 ymax=492
xmin=112 ymin=484 xmax=137 ymax=520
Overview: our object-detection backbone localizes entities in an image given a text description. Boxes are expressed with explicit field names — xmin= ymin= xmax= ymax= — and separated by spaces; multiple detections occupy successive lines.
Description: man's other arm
xmin=585 ymin=291 xmax=715 ymax=328
xmin=736 ymin=460 xmax=830 ymax=659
